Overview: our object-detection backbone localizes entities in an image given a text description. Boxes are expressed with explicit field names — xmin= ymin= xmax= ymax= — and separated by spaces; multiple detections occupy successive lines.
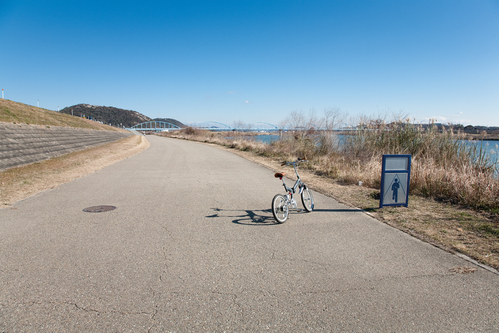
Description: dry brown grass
xmin=339 ymin=120 xmax=499 ymax=209
xmin=0 ymin=99 xmax=125 ymax=131
xmin=0 ymin=135 xmax=149 ymax=207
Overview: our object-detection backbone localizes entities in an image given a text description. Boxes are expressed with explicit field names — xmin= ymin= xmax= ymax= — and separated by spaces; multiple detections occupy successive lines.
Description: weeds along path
xmin=164 ymin=133 xmax=499 ymax=272
xmin=0 ymin=134 xmax=149 ymax=207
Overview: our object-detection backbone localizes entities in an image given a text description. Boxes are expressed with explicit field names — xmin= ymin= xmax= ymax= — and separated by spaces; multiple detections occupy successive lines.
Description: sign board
xmin=380 ymin=154 xmax=411 ymax=208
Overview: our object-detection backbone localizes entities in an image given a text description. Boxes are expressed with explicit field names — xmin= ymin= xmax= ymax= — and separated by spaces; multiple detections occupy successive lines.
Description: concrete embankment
xmin=0 ymin=122 xmax=132 ymax=171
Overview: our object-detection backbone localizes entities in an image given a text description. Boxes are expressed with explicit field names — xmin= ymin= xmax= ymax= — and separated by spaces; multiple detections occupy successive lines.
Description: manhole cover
xmin=83 ymin=205 xmax=116 ymax=213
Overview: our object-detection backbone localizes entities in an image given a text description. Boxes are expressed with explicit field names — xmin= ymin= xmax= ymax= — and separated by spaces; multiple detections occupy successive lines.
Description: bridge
xmin=189 ymin=121 xmax=233 ymax=131
xmin=188 ymin=121 xmax=357 ymax=132
xmin=189 ymin=121 xmax=282 ymax=132
xmin=130 ymin=120 xmax=357 ymax=133
xmin=235 ymin=122 xmax=280 ymax=132
xmin=129 ymin=121 xmax=181 ymax=132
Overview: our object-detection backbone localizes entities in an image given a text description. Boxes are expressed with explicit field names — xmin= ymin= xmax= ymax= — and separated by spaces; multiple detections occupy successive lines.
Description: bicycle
xmin=272 ymin=158 xmax=314 ymax=223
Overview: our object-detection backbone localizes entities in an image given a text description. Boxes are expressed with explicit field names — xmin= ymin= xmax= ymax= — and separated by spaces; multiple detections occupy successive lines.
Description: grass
xmin=476 ymin=224 xmax=499 ymax=237
xmin=159 ymin=125 xmax=499 ymax=270
xmin=0 ymin=99 xmax=124 ymax=131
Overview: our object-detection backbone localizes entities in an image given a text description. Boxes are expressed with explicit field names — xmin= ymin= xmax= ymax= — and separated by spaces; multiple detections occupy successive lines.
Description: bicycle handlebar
xmin=281 ymin=158 xmax=308 ymax=166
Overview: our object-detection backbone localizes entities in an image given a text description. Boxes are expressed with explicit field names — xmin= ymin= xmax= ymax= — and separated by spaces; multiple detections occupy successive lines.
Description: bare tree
xmin=233 ymin=120 xmax=245 ymax=130
xmin=287 ymin=110 xmax=306 ymax=130
xmin=323 ymin=107 xmax=344 ymax=131
xmin=306 ymin=108 xmax=320 ymax=131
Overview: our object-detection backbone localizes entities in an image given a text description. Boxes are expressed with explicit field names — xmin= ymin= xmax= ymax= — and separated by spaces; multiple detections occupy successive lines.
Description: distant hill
xmin=60 ymin=104 xmax=151 ymax=128
xmin=59 ymin=104 xmax=185 ymax=129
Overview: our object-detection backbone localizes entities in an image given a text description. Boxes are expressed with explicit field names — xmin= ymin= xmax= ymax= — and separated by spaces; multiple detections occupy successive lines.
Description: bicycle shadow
xmin=206 ymin=207 xmax=280 ymax=226
xmin=206 ymin=207 xmax=368 ymax=226
xmin=312 ymin=208 xmax=366 ymax=213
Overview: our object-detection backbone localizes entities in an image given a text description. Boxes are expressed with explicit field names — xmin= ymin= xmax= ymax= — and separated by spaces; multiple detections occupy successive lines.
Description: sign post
xmin=380 ymin=154 xmax=411 ymax=208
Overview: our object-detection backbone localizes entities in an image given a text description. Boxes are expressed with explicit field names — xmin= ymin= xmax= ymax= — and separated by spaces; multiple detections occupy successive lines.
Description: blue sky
xmin=1 ymin=0 xmax=498 ymax=127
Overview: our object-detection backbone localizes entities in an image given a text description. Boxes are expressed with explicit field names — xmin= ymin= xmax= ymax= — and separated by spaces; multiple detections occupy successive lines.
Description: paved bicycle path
xmin=1 ymin=135 xmax=498 ymax=332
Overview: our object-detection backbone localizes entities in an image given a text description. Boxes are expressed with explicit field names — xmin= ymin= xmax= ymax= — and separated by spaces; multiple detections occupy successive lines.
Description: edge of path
xmin=178 ymin=137 xmax=499 ymax=276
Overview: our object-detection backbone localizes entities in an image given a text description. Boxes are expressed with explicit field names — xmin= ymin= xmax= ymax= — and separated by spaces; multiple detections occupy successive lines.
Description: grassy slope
xmin=0 ymin=98 xmax=149 ymax=206
xmin=0 ymin=99 xmax=124 ymax=131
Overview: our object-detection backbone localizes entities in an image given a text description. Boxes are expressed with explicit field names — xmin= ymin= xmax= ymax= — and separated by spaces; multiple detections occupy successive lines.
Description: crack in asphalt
xmin=9 ymin=300 xmax=156 ymax=318
xmin=159 ymin=246 xmax=171 ymax=282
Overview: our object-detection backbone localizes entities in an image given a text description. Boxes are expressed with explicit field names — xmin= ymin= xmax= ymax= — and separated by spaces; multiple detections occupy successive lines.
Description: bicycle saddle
xmin=274 ymin=172 xmax=285 ymax=179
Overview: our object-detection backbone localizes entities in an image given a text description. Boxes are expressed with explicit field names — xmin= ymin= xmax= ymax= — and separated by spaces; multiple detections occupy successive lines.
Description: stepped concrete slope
xmin=0 ymin=122 xmax=132 ymax=171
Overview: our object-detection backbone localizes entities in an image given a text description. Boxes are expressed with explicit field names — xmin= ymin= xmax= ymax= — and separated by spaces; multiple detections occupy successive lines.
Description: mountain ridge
xmin=59 ymin=104 xmax=185 ymax=129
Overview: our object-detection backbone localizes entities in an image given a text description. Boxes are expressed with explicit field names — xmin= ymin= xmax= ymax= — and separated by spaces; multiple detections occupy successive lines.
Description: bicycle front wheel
xmin=272 ymin=194 xmax=289 ymax=223
xmin=301 ymin=186 xmax=314 ymax=212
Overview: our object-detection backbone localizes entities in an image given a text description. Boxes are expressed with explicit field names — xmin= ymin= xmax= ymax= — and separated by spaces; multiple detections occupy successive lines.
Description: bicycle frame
xmin=276 ymin=160 xmax=307 ymax=209
xmin=280 ymin=164 xmax=304 ymax=202
xmin=272 ymin=158 xmax=314 ymax=223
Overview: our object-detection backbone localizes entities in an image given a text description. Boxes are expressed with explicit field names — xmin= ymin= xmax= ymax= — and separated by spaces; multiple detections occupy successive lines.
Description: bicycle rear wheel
xmin=301 ymin=186 xmax=314 ymax=212
xmin=272 ymin=194 xmax=289 ymax=223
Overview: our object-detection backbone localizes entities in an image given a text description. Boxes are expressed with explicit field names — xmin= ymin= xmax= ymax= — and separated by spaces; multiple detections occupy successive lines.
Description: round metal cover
xmin=83 ymin=205 xmax=116 ymax=213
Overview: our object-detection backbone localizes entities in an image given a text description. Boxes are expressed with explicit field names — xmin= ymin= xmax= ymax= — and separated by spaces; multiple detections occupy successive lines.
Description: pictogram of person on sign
xmin=391 ymin=178 xmax=400 ymax=202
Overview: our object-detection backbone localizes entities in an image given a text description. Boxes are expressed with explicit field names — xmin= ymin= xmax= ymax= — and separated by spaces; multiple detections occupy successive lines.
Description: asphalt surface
xmin=1 ymin=135 xmax=498 ymax=332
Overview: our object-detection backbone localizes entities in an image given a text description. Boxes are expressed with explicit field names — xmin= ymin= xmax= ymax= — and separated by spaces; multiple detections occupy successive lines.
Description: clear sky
xmin=1 ymin=0 xmax=498 ymax=127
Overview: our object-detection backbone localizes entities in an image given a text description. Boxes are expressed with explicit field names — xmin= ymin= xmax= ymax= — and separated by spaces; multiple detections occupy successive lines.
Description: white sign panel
xmin=382 ymin=173 xmax=408 ymax=205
